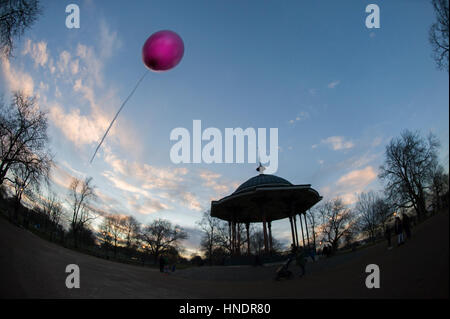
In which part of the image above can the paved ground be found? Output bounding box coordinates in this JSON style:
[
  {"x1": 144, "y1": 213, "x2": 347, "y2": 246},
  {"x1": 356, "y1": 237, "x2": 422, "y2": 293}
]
[{"x1": 0, "y1": 210, "x2": 448, "y2": 298}]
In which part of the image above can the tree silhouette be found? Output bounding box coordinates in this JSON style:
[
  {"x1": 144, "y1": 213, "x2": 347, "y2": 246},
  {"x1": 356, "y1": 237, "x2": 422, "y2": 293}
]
[
  {"x1": 379, "y1": 130, "x2": 439, "y2": 221},
  {"x1": 0, "y1": 0, "x2": 42, "y2": 58},
  {"x1": 429, "y1": 0, "x2": 449, "y2": 71},
  {"x1": 0, "y1": 92, "x2": 52, "y2": 188}
]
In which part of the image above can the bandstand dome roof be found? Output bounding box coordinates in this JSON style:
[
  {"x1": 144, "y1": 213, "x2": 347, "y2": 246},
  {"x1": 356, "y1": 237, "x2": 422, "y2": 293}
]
[
  {"x1": 234, "y1": 174, "x2": 292, "y2": 194},
  {"x1": 211, "y1": 174, "x2": 322, "y2": 223}
]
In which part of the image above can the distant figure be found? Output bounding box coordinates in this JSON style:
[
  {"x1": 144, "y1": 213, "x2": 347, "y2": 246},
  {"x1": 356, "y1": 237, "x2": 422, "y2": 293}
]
[
  {"x1": 402, "y1": 213, "x2": 412, "y2": 239},
  {"x1": 163, "y1": 256, "x2": 170, "y2": 274},
  {"x1": 394, "y1": 217, "x2": 404, "y2": 246},
  {"x1": 385, "y1": 225, "x2": 392, "y2": 250},
  {"x1": 322, "y1": 245, "x2": 328, "y2": 258},
  {"x1": 159, "y1": 255, "x2": 166, "y2": 273},
  {"x1": 327, "y1": 245, "x2": 333, "y2": 257}
]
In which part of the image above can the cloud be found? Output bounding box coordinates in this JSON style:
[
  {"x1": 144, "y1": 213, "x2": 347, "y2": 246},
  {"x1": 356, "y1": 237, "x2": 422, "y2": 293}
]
[
  {"x1": 103, "y1": 151, "x2": 188, "y2": 191},
  {"x1": 48, "y1": 102, "x2": 109, "y2": 147},
  {"x1": 327, "y1": 80, "x2": 340, "y2": 89},
  {"x1": 336, "y1": 166, "x2": 377, "y2": 189},
  {"x1": 198, "y1": 170, "x2": 230, "y2": 198},
  {"x1": 371, "y1": 136, "x2": 383, "y2": 147},
  {"x1": 102, "y1": 171, "x2": 150, "y2": 197},
  {"x1": 289, "y1": 111, "x2": 310, "y2": 125},
  {"x1": 127, "y1": 195, "x2": 169, "y2": 215},
  {"x1": 57, "y1": 51, "x2": 71, "y2": 74},
  {"x1": 180, "y1": 191, "x2": 203, "y2": 211},
  {"x1": 22, "y1": 39, "x2": 49, "y2": 67},
  {"x1": 321, "y1": 136, "x2": 354, "y2": 151},
  {"x1": 99, "y1": 19, "x2": 122, "y2": 59},
  {"x1": 333, "y1": 166, "x2": 378, "y2": 204},
  {"x1": 1, "y1": 57, "x2": 34, "y2": 96},
  {"x1": 102, "y1": 151, "x2": 206, "y2": 212},
  {"x1": 50, "y1": 162, "x2": 78, "y2": 190},
  {"x1": 179, "y1": 226, "x2": 205, "y2": 257}
]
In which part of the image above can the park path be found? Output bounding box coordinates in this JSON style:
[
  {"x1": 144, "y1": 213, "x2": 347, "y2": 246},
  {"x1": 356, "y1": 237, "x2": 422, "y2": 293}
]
[{"x1": 0, "y1": 210, "x2": 448, "y2": 298}]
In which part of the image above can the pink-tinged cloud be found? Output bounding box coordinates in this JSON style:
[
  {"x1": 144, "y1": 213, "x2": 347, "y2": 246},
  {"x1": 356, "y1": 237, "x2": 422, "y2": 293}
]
[
  {"x1": 1, "y1": 58, "x2": 34, "y2": 96},
  {"x1": 321, "y1": 136, "x2": 355, "y2": 151},
  {"x1": 336, "y1": 166, "x2": 377, "y2": 188},
  {"x1": 334, "y1": 166, "x2": 378, "y2": 204},
  {"x1": 22, "y1": 39, "x2": 49, "y2": 68}
]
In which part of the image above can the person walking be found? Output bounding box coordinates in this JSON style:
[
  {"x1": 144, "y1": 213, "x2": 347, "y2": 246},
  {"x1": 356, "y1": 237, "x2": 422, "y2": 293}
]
[
  {"x1": 159, "y1": 255, "x2": 166, "y2": 273},
  {"x1": 394, "y1": 216, "x2": 404, "y2": 246},
  {"x1": 163, "y1": 255, "x2": 170, "y2": 274},
  {"x1": 402, "y1": 213, "x2": 412, "y2": 240},
  {"x1": 385, "y1": 225, "x2": 393, "y2": 250}
]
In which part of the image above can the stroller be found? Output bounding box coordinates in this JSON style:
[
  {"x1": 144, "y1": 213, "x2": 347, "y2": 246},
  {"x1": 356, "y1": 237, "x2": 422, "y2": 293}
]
[{"x1": 275, "y1": 256, "x2": 294, "y2": 281}]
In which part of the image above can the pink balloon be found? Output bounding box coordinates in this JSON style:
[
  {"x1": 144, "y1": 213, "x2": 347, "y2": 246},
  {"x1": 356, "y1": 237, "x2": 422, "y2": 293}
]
[{"x1": 142, "y1": 30, "x2": 184, "y2": 72}]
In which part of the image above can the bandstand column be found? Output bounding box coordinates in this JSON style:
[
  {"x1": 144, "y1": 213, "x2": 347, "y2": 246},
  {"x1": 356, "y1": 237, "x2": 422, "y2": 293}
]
[
  {"x1": 233, "y1": 222, "x2": 237, "y2": 255},
  {"x1": 231, "y1": 221, "x2": 235, "y2": 255},
  {"x1": 293, "y1": 215, "x2": 299, "y2": 247},
  {"x1": 289, "y1": 216, "x2": 296, "y2": 248},
  {"x1": 304, "y1": 213, "x2": 311, "y2": 249},
  {"x1": 299, "y1": 213, "x2": 306, "y2": 248},
  {"x1": 237, "y1": 222, "x2": 241, "y2": 255},
  {"x1": 246, "y1": 222, "x2": 250, "y2": 255},
  {"x1": 268, "y1": 221, "x2": 273, "y2": 253},
  {"x1": 262, "y1": 216, "x2": 269, "y2": 254},
  {"x1": 228, "y1": 221, "x2": 232, "y2": 253}
]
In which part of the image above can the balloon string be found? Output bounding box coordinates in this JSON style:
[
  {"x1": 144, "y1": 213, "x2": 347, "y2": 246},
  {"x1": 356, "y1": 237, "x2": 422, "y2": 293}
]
[{"x1": 90, "y1": 70, "x2": 149, "y2": 164}]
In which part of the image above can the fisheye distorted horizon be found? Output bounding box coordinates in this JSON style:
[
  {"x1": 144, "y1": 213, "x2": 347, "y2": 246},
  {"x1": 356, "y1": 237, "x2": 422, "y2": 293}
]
[{"x1": 0, "y1": 0, "x2": 448, "y2": 255}]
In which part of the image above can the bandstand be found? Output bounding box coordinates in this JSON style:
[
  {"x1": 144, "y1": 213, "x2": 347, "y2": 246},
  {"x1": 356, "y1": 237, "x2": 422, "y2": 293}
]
[{"x1": 210, "y1": 167, "x2": 322, "y2": 256}]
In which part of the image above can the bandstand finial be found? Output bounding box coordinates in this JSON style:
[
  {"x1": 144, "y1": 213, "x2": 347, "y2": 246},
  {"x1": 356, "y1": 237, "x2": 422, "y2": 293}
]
[{"x1": 256, "y1": 162, "x2": 266, "y2": 174}]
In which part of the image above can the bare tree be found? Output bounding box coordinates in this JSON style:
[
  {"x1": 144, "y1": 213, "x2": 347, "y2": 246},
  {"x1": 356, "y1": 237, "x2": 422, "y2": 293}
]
[
  {"x1": 212, "y1": 220, "x2": 249, "y2": 255},
  {"x1": 0, "y1": 0, "x2": 41, "y2": 58},
  {"x1": 318, "y1": 198, "x2": 356, "y2": 252},
  {"x1": 429, "y1": 0, "x2": 449, "y2": 71},
  {"x1": 306, "y1": 209, "x2": 319, "y2": 250},
  {"x1": 250, "y1": 226, "x2": 282, "y2": 255},
  {"x1": 197, "y1": 211, "x2": 221, "y2": 264},
  {"x1": 355, "y1": 191, "x2": 385, "y2": 242},
  {"x1": 99, "y1": 214, "x2": 124, "y2": 257},
  {"x1": 41, "y1": 190, "x2": 63, "y2": 240},
  {"x1": 140, "y1": 219, "x2": 188, "y2": 264},
  {"x1": 99, "y1": 216, "x2": 113, "y2": 248},
  {"x1": 0, "y1": 92, "x2": 52, "y2": 186},
  {"x1": 373, "y1": 196, "x2": 393, "y2": 232},
  {"x1": 68, "y1": 177, "x2": 96, "y2": 247},
  {"x1": 215, "y1": 221, "x2": 233, "y2": 255},
  {"x1": 121, "y1": 215, "x2": 140, "y2": 250},
  {"x1": 11, "y1": 152, "x2": 50, "y2": 203},
  {"x1": 430, "y1": 164, "x2": 449, "y2": 211},
  {"x1": 379, "y1": 130, "x2": 439, "y2": 221}
]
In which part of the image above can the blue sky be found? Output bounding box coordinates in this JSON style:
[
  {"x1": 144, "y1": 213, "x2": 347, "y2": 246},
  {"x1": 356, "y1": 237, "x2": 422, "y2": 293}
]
[{"x1": 1, "y1": 0, "x2": 448, "y2": 254}]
